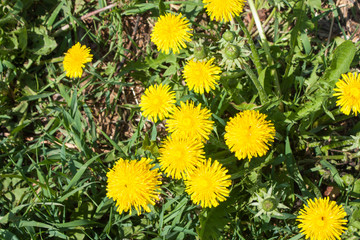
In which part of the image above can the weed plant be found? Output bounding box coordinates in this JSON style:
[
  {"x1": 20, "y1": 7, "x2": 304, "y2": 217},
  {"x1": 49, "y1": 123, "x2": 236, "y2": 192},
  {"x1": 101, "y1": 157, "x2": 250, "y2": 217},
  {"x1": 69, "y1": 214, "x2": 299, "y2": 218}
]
[{"x1": 1, "y1": 0, "x2": 360, "y2": 239}]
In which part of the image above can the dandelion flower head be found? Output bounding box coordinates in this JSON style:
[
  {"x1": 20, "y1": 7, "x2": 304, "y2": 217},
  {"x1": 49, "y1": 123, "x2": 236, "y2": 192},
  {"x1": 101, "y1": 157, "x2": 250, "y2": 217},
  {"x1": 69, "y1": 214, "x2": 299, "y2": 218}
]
[
  {"x1": 297, "y1": 197, "x2": 347, "y2": 240},
  {"x1": 185, "y1": 159, "x2": 231, "y2": 208},
  {"x1": 151, "y1": 13, "x2": 192, "y2": 54},
  {"x1": 139, "y1": 84, "x2": 176, "y2": 122},
  {"x1": 203, "y1": 0, "x2": 246, "y2": 22},
  {"x1": 333, "y1": 72, "x2": 360, "y2": 116},
  {"x1": 166, "y1": 100, "x2": 214, "y2": 142},
  {"x1": 224, "y1": 110, "x2": 275, "y2": 160},
  {"x1": 183, "y1": 58, "x2": 222, "y2": 94},
  {"x1": 63, "y1": 42, "x2": 93, "y2": 79},
  {"x1": 106, "y1": 158, "x2": 161, "y2": 215},
  {"x1": 159, "y1": 135, "x2": 205, "y2": 180}
]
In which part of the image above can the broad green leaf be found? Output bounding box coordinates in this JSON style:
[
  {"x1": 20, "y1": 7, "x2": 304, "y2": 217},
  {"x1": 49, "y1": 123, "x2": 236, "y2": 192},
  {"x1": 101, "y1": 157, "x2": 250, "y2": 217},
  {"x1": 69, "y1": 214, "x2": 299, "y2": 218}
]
[
  {"x1": 307, "y1": 0, "x2": 321, "y2": 9},
  {"x1": 321, "y1": 40, "x2": 356, "y2": 85},
  {"x1": 0, "y1": 229, "x2": 19, "y2": 240},
  {"x1": 353, "y1": 179, "x2": 360, "y2": 195},
  {"x1": 28, "y1": 26, "x2": 57, "y2": 55},
  {"x1": 198, "y1": 202, "x2": 229, "y2": 240},
  {"x1": 285, "y1": 136, "x2": 309, "y2": 196}
]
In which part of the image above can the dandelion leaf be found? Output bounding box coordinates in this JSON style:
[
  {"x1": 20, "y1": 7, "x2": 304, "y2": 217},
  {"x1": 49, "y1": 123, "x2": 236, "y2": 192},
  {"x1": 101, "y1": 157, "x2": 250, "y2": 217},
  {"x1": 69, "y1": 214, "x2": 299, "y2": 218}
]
[
  {"x1": 294, "y1": 40, "x2": 356, "y2": 122},
  {"x1": 197, "y1": 201, "x2": 230, "y2": 240},
  {"x1": 321, "y1": 40, "x2": 356, "y2": 86}
]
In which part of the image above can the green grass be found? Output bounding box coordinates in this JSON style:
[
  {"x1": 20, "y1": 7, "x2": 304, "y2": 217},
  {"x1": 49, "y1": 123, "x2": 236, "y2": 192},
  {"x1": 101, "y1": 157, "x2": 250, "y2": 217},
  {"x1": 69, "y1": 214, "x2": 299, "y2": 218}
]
[{"x1": 1, "y1": 0, "x2": 360, "y2": 239}]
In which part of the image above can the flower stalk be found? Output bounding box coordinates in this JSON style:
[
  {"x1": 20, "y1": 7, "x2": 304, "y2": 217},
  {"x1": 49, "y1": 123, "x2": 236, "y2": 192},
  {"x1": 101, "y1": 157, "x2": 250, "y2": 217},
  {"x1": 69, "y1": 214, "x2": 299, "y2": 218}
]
[
  {"x1": 235, "y1": 16, "x2": 263, "y2": 75},
  {"x1": 240, "y1": 62, "x2": 268, "y2": 104},
  {"x1": 246, "y1": 0, "x2": 281, "y2": 96}
]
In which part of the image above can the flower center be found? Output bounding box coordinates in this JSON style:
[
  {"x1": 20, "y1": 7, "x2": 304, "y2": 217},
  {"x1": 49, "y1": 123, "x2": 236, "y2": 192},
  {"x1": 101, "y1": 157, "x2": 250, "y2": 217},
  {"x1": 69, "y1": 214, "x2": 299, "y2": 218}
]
[
  {"x1": 261, "y1": 198, "x2": 277, "y2": 212},
  {"x1": 198, "y1": 66, "x2": 208, "y2": 79},
  {"x1": 198, "y1": 176, "x2": 211, "y2": 189},
  {"x1": 183, "y1": 118, "x2": 192, "y2": 128},
  {"x1": 152, "y1": 97, "x2": 161, "y2": 107},
  {"x1": 351, "y1": 87, "x2": 360, "y2": 98},
  {"x1": 123, "y1": 180, "x2": 135, "y2": 190},
  {"x1": 173, "y1": 149, "x2": 185, "y2": 166},
  {"x1": 245, "y1": 125, "x2": 252, "y2": 137},
  {"x1": 315, "y1": 216, "x2": 326, "y2": 227}
]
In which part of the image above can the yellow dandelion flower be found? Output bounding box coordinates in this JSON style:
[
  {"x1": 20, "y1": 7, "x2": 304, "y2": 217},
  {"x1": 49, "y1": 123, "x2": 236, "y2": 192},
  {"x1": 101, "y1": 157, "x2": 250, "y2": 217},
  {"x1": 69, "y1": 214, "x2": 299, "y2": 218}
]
[
  {"x1": 159, "y1": 136, "x2": 205, "y2": 180},
  {"x1": 139, "y1": 84, "x2": 176, "y2": 122},
  {"x1": 183, "y1": 58, "x2": 222, "y2": 94},
  {"x1": 224, "y1": 110, "x2": 275, "y2": 160},
  {"x1": 333, "y1": 72, "x2": 360, "y2": 116},
  {"x1": 297, "y1": 197, "x2": 347, "y2": 240},
  {"x1": 151, "y1": 13, "x2": 192, "y2": 54},
  {"x1": 63, "y1": 42, "x2": 93, "y2": 79},
  {"x1": 203, "y1": 0, "x2": 246, "y2": 22},
  {"x1": 185, "y1": 159, "x2": 231, "y2": 208},
  {"x1": 166, "y1": 101, "x2": 214, "y2": 141},
  {"x1": 106, "y1": 158, "x2": 161, "y2": 215}
]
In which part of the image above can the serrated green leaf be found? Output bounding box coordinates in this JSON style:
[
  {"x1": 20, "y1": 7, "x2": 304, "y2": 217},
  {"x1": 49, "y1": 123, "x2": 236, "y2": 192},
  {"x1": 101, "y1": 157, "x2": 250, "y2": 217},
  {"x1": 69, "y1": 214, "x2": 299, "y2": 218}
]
[{"x1": 198, "y1": 201, "x2": 230, "y2": 240}]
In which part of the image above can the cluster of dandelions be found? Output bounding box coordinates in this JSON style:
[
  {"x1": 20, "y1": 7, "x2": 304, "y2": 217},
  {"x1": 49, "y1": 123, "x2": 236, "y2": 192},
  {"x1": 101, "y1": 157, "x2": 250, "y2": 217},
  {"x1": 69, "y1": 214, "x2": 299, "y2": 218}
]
[
  {"x1": 59, "y1": 1, "x2": 354, "y2": 239},
  {"x1": 137, "y1": 3, "x2": 352, "y2": 238}
]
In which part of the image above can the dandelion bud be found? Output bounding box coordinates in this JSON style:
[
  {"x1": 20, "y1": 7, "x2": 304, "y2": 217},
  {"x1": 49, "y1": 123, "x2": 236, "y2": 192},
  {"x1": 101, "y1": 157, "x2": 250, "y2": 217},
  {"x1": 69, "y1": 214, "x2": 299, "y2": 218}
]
[
  {"x1": 223, "y1": 31, "x2": 235, "y2": 42},
  {"x1": 261, "y1": 198, "x2": 278, "y2": 212},
  {"x1": 224, "y1": 44, "x2": 240, "y2": 60}
]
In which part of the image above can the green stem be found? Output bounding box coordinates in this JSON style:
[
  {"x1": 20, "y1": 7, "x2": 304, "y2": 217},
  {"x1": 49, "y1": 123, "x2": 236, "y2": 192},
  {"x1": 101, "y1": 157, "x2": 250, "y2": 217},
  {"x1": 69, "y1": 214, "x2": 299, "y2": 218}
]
[
  {"x1": 38, "y1": 57, "x2": 64, "y2": 65},
  {"x1": 283, "y1": 0, "x2": 305, "y2": 81},
  {"x1": 246, "y1": 0, "x2": 281, "y2": 97},
  {"x1": 251, "y1": 8, "x2": 276, "y2": 38},
  {"x1": 240, "y1": 63, "x2": 268, "y2": 105},
  {"x1": 235, "y1": 16, "x2": 263, "y2": 75}
]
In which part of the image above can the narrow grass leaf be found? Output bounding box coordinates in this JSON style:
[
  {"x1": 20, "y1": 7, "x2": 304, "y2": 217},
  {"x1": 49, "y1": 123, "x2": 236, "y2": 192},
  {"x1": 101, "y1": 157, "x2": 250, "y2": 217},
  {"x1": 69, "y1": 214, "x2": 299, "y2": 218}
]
[
  {"x1": 285, "y1": 136, "x2": 309, "y2": 196},
  {"x1": 18, "y1": 92, "x2": 54, "y2": 101},
  {"x1": 53, "y1": 219, "x2": 99, "y2": 228},
  {"x1": 63, "y1": 153, "x2": 103, "y2": 193},
  {"x1": 19, "y1": 220, "x2": 55, "y2": 229},
  {"x1": 59, "y1": 182, "x2": 97, "y2": 202},
  {"x1": 100, "y1": 129, "x2": 127, "y2": 155},
  {"x1": 46, "y1": 1, "x2": 64, "y2": 27},
  {"x1": 320, "y1": 160, "x2": 344, "y2": 188},
  {"x1": 288, "y1": 233, "x2": 303, "y2": 240}
]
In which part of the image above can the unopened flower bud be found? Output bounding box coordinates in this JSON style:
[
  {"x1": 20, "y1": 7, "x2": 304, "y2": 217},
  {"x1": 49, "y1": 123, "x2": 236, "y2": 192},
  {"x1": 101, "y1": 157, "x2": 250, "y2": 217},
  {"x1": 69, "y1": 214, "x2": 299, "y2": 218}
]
[
  {"x1": 223, "y1": 31, "x2": 235, "y2": 42},
  {"x1": 261, "y1": 198, "x2": 278, "y2": 212},
  {"x1": 224, "y1": 44, "x2": 240, "y2": 60}
]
